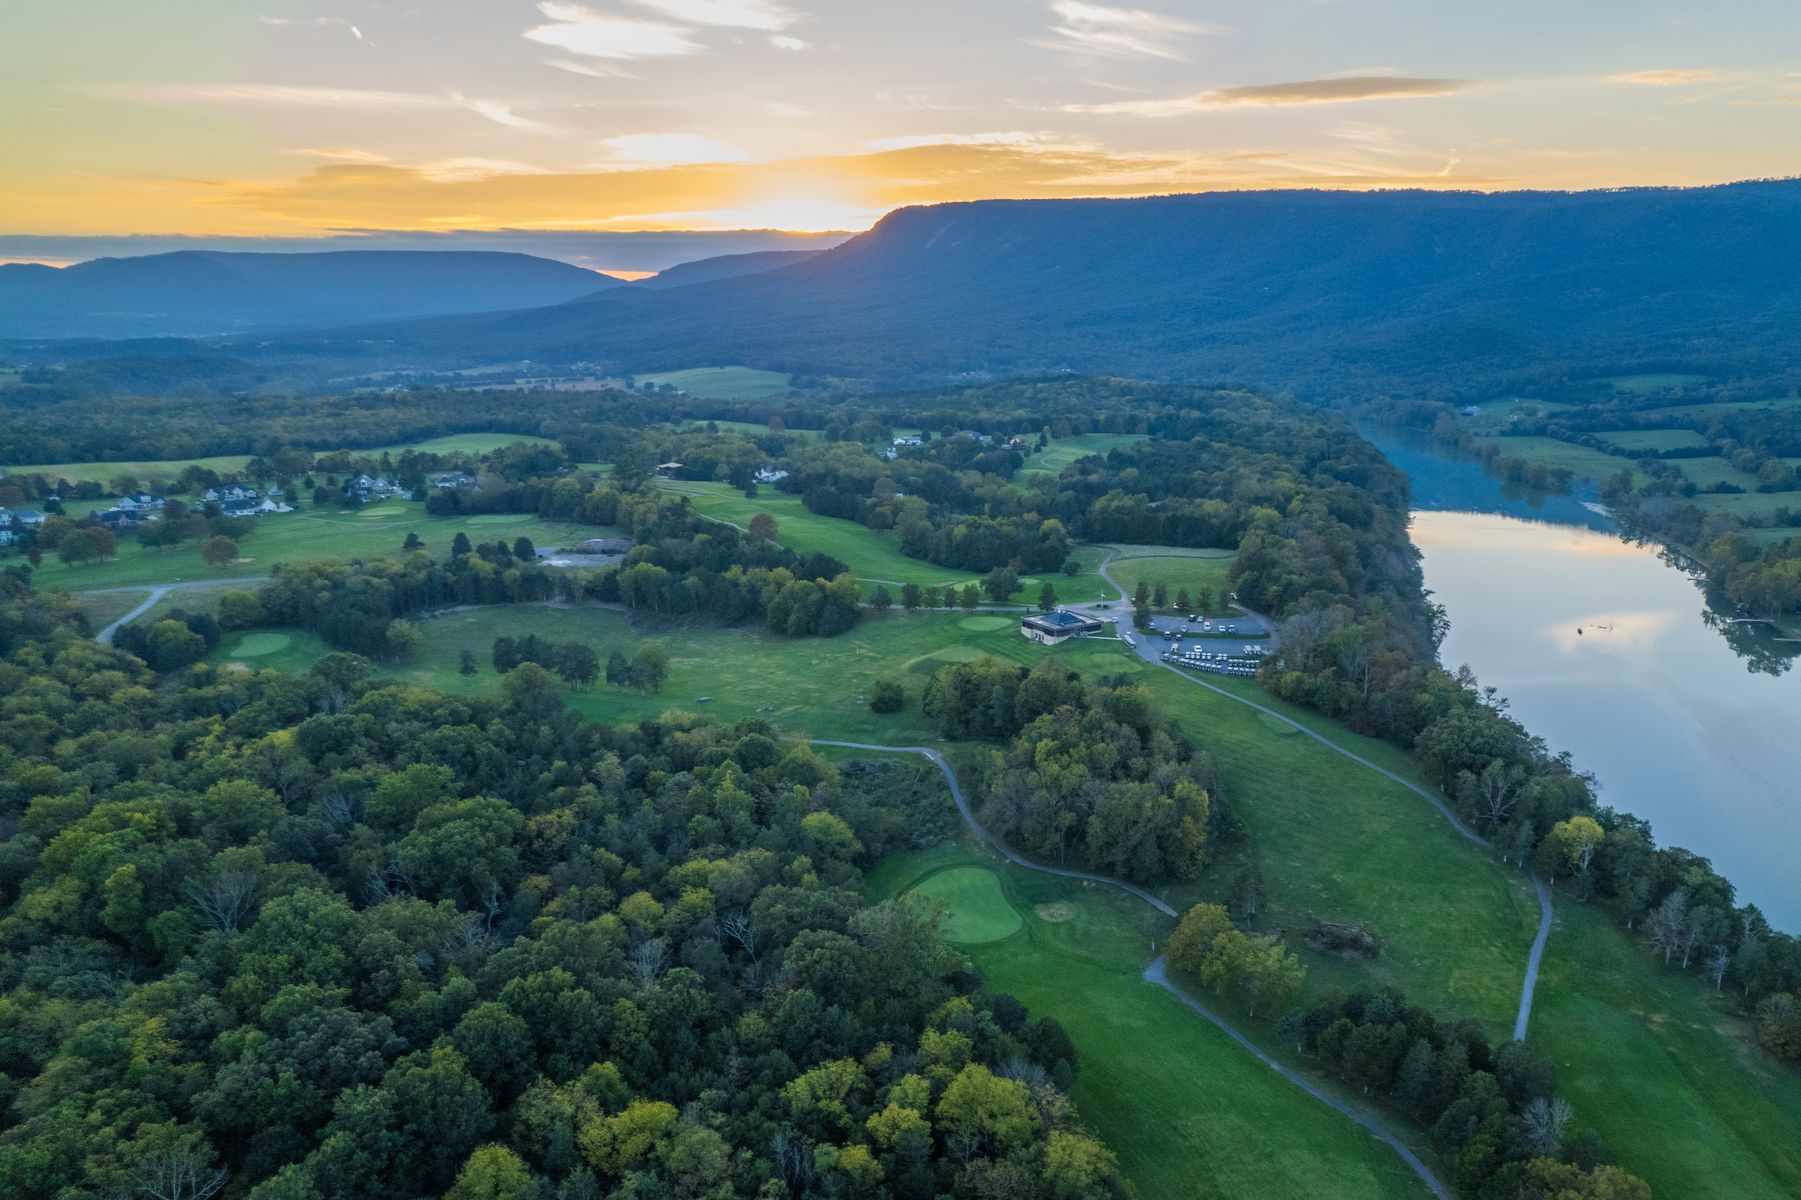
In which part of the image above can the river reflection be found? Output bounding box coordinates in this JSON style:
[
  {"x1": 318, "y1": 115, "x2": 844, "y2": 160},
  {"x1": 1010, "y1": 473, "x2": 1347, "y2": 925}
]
[
  {"x1": 1410, "y1": 510, "x2": 1800, "y2": 928},
  {"x1": 1355, "y1": 422, "x2": 1799, "y2": 925}
]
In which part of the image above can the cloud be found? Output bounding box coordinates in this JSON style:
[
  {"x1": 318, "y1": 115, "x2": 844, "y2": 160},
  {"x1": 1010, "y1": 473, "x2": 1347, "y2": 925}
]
[
  {"x1": 260, "y1": 15, "x2": 366, "y2": 42},
  {"x1": 107, "y1": 82, "x2": 549, "y2": 129},
  {"x1": 769, "y1": 34, "x2": 808, "y2": 50},
  {"x1": 622, "y1": 0, "x2": 800, "y2": 30},
  {"x1": 1039, "y1": 0, "x2": 1213, "y2": 61},
  {"x1": 203, "y1": 141, "x2": 1500, "y2": 239},
  {"x1": 1606, "y1": 68, "x2": 1718, "y2": 86},
  {"x1": 287, "y1": 147, "x2": 390, "y2": 163},
  {"x1": 523, "y1": 2, "x2": 699, "y2": 60},
  {"x1": 866, "y1": 131, "x2": 1053, "y2": 151},
  {"x1": 1068, "y1": 75, "x2": 1472, "y2": 116},
  {"x1": 600, "y1": 132, "x2": 754, "y2": 164}
]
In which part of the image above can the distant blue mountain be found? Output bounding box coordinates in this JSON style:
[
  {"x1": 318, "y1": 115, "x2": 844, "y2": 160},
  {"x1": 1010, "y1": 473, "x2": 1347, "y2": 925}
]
[{"x1": 0, "y1": 250, "x2": 618, "y2": 339}]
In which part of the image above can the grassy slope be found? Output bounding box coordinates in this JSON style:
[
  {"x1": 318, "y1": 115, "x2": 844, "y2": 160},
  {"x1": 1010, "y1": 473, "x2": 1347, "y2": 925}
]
[
  {"x1": 1105, "y1": 552, "x2": 1236, "y2": 615},
  {"x1": 1592, "y1": 429, "x2": 1710, "y2": 453},
  {"x1": 1015, "y1": 433, "x2": 1148, "y2": 478},
  {"x1": 906, "y1": 866, "x2": 1022, "y2": 943},
  {"x1": 2, "y1": 433, "x2": 554, "y2": 489},
  {"x1": 30, "y1": 502, "x2": 607, "y2": 593},
  {"x1": 633, "y1": 366, "x2": 791, "y2": 399},
  {"x1": 657, "y1": 479, "x2": 1113, "y2": 602},
  {"x1": 872, "y1": 842, "x2": 1433, "y2": 1200}
]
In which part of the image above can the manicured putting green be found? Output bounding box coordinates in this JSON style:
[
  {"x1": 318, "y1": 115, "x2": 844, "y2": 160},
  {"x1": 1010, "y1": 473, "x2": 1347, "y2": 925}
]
[
  {"x1": 357, "y1": 509, "x2": 405, "y2": 518},
  {"x1": 226, "y1": 632, "x2": 293, "y2": 658},
  {"x1": 466, "y1": 513, "x2": 535, "y2": 526},
  {"x1": 907, "y1": 868, "x2": 1022, "y2": 943},
  {"x1": 958, "y1": 615, "x2": 1015, "y2": 632}
]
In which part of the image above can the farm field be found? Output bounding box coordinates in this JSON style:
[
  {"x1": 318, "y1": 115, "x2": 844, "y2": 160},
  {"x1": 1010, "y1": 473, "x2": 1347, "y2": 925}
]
[
  {"x1": 29, "y1": 502, "x2": 608, "y2": 592},
  {"x1": 3, "y1": 453, "x2": 256, "y2": 487},
  {"x1": 1602, "y1": 372, "x2": 1710, "y2": 393},
  {"x1": 872, "y1": 842, "x2": 1434, "y2": 1200},
  {"x1": 657, "y1": 478, "x2": 1113, "y2": 601},
  {"x1": 1476, "y1": 436, "x2": 1645, "y2": 484},
  {"x1": 1104, "y1": 549, "x2": 1236, "y2": 614},
  {"x1": 1, "y1": 431, "x2": 555, "y2": 491},
  {"x1": 633, "y1": 365, "x2": 791, "y2": 399},
  {"x1": 1673, "y1": 455, "x2": 1770, "y2": 491},
  {"x1": 1015, "y1": 432, "x2": 1147, "y2": 478},
  {"x1": 1593, "y1": 429, "x2": 1711, "y2": 453},
  {"x1": 1641, "y1": 396, "x2": 1801, "y2": 421}
]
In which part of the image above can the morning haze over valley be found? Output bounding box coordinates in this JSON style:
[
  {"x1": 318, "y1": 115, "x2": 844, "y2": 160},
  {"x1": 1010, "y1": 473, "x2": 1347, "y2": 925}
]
[{"x1": 3, "y1": 4, "x2": 1800, "y2": 1200}]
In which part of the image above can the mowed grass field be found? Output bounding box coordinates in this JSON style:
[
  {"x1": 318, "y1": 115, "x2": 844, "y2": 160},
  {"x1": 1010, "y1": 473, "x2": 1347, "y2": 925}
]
[
  {"x1": 2, "y1": 432, "x2": 555, "y2": 491},
  {"x1": 31, "y1": 501, "x2": 610, "y2": 593},
  {"x1": 871, "y1": 841, "x2": 1435, "y2": 1200},
  {"x1": 1105, "y1": 548, "x2": 1237, "y2": 614},
  {"x1": 657, "y1": 479, "x2": 1114, "y2": 602},
  {"x1": 906, "y1": 867, "x2": 1022, "y2": 943},
  {"x1": 633, "y1": 366, "x2": 791, "y2": 400},
  {"x1": 1015, "y1": 433, "x2": 1148, "y2": 478}
]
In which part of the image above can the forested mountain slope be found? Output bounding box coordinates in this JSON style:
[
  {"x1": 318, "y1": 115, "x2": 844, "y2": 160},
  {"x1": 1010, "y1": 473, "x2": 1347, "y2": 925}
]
[
  {"x1": 313, "y1": 182, "x2": 1801, "y2": 398},
  {"x1": 0, "y1": 250, "x2": 618, "y2": 339}
]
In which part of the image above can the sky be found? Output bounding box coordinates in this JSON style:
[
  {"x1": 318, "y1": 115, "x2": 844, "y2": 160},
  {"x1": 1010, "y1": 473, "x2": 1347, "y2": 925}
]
[{"x1": 4, "y1": 0, "x2": 1800, "y2": 248}]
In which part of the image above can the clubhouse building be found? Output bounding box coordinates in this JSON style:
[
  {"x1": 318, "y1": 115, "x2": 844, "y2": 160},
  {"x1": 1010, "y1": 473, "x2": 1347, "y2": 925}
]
[{"x1": 1021, "y1": 609, "x2": 1107, "y2": 645}]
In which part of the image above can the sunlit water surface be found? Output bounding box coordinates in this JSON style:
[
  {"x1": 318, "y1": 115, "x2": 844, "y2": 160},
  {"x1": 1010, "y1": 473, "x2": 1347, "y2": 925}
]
[{"x1": 1361, "y1": 425, "x2": 1801, "y2": 927}]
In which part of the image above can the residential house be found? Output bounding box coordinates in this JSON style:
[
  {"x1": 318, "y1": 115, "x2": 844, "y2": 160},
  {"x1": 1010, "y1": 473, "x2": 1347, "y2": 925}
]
[
  {"x1": 754, "y1": 467, "x2": 790, "y2": 484},
  {"x1": 656, "y1": 462, "x2": 684, "y2": 478},
  {"x1": 434, "y1": 471, "x2": 478, "y2": 489}
]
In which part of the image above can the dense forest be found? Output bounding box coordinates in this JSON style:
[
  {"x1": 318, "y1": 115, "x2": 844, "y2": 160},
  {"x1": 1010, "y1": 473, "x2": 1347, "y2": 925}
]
[
  {"x1": 0, "y1": 569, "x2": 1118, "y2": 1199},
  {"x1": 923, "y1": 659, "x2": 1220, "y2": 884}
]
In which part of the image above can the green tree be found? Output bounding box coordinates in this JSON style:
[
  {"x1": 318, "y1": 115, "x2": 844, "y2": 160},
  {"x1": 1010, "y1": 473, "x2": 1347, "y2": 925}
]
[
  {"x1": 1166, "y1": 903, "x2": 1235, "y2": 975},
  {"x1": 512, "y1": 536, "x2": 536, "y2": 561},
  {"x1": 444, "y1": 1146, "x2": 531, "y2": 1200},
  {"x1": 959, "y1": 584, "x2": 981, "y2": 611},
  {"x1": 869, "y1": 584, "x2": 894, "y2": 613},
  {"x1": 452, "y1": 531, "x2": 473, "y2": 557},
  {"x1": 870, "y1": 677, "x2": 904, "y2": 714},
  {"x1": 384, "y1": 619, "x2": 422, "y2": 664},
  {"x1": 631, "y1": 643, "x2": 671, "y2": 693},
  {"x1": 982, "y1": 566, "x2": 1020, "y2": 602},
  {"x1": 1037, "y1": 583, "x2": 1058, "y2": 612},
  {"x1": 459, "y1": 648, "x2": 478, "y2": 676},
  {"x1": 1153, "y1": 581, "x2": 1168, "y2": 609},
  {"x1": 502, "y1": 662, "x2": 564, "y2": 721},
  {"x1": 403, "y1": 531, "x2": 424, "y2": 551},
  {"x1": 748, "y1": 512, "x2": 778, "y2": 543},
  {"x1": 936, "y1": 1064, "x2": 1040, "y2": 1155},
  {"x1": 202, "y1": 535, "x2": 240, "y2": 569},
  {"x1": 900, "y1": 582, "x2": 922, "y2": 610}
]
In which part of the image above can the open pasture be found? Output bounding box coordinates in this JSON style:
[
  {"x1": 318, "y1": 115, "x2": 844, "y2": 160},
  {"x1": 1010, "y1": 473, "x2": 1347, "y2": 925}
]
[{"x1": 634, "y1": 366, "x2": 792, "y2": 400}]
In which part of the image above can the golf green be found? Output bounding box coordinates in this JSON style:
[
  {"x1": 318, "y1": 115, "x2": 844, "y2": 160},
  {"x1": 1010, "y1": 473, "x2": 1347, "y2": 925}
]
[
  {"x1": 226, "y1": 632, "x2": 293, "y2": 658},
  {"x1": 958, "y1": 615, "x2": 1016, "y2": 632},
  {"x1": 907, "y1": 867, "x2": 1022, "y2": 943}
]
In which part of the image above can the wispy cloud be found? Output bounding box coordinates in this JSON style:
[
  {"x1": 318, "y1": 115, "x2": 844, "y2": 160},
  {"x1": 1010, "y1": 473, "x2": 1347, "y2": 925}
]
[
  {"x1": 260, "y1": 15, "x2": 366, "y2": 43},
  {"x1": 1068, "y1": 76, "x2": 1472, "y2": 116},
  {"x1": 524, "y1": 2, "x2": 699, "y2": 60},
  {"x1": 1606, "y1": 68, "x2": 1718, "y2": 86},
  {"x1": 600, "y1": 132, "x2": 753, "y2": 164},
  {"x1": 769, "y1": 34, "x2": 808, "y2": 51},
  {"x1": 104, "y1": 82, "x2": 550, "y2": 130},
  {"x1": 1038, "y1": 1, "x2": 1213, "y2": 61},
  {"x1": 867, "y1": 131, "x2": 1053, "y2": 151},
  {"x1": 622, "y1": 0, "x2": 801, "y2": 31}
]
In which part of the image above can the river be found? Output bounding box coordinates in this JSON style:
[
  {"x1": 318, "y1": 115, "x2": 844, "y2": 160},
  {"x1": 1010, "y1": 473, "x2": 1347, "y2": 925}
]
[{"x1": 1361, "y1": 425, "x2": 1801, "y2": 930}]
